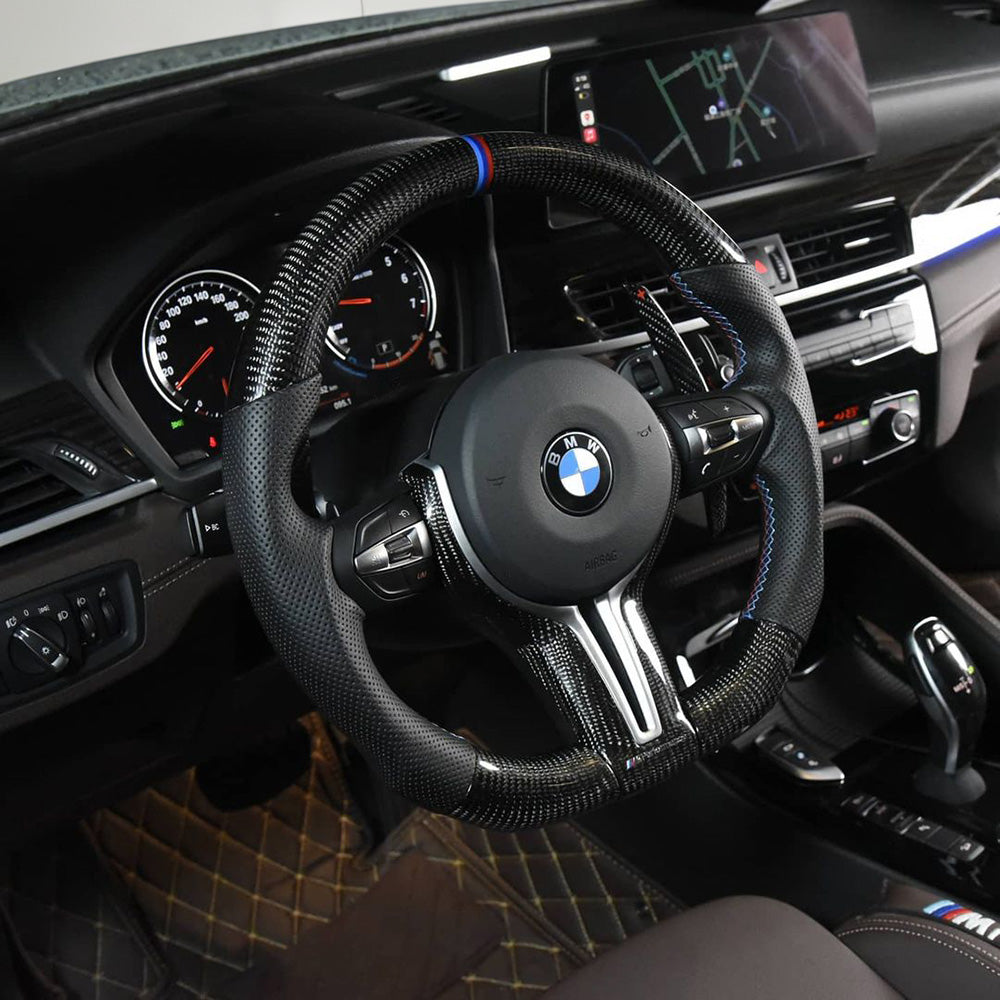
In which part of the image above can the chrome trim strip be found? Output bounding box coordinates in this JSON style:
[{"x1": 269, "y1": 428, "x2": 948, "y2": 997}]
[
  {"x1": 586, "y1": 259, "x2": 945, "y2": 355},
  {"x1": 414, "y1": 457, "x2": 669, "y2": 745},
  {"x1": 0, "y1": 478, "x2": 159, "y2": 552},
  {"x1": 849, "y1": 341, "x2": 912, "y2": 367}
]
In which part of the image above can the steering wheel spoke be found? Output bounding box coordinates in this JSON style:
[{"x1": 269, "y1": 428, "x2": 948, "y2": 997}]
[
  {"x1": 403, "y1": 460, "x2": 694, "y2": 759},
  {"x1": 655, "y1": 390, "x2": 770, "y2": 495}
]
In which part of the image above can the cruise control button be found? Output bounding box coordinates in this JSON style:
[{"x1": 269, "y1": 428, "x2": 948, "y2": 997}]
[
  {"x1": 355, "y1": 545, "x2": 390, "y2": 575},
  {"x1": 386, "y1": 496, "x2": 421, "y2": 534},
  {"x1": 356, "y1": 508, "x2": 392, "y2": 553}
]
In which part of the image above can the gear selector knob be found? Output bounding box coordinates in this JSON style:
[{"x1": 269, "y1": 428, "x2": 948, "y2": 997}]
[{"x1": 905, "y1": 617, "x2": 987, "y2": 805}]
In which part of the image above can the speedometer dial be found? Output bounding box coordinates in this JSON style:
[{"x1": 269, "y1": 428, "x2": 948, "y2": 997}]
[
  {"x1": 325, "y1": 239, "x2": 436, "y2": 373},
  {"x1": 143, "y1": 270, "x2": 259, "y2": 420}
]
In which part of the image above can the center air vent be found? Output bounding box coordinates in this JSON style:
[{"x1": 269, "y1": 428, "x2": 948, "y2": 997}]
[
  {"x1": 565, "y1": 205, "x2": 911, "y2": 340},
  {"x1": 565, "y1": 271, "x2": 697, "y2": 340},
  {"x1": 0, "y1": 453, "x2": 76, "y2": 534},
  {"x1": 376, "y1": 96, "x2": 463, "y2": 127},
  {"x1": 782, "y1": 205, "x2": 911, "y2": 287}
]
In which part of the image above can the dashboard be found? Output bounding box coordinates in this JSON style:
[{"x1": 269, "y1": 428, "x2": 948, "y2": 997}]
[
  {"x1": 1, "y1": 0, "x2": 1000, "y2": 826},
  {"x1": 107, "y1": 217, "x2": 459, "y2": 467}
]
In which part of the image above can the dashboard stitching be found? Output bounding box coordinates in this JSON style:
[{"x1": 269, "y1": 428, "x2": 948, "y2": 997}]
[
  {"x1": 144, "y1": 560, "x2": 208, "y2": 598},
  {"x1": 743, "y1": 474, "x2": 775, "y2": 620},
  {"x1": 668, "y1": 272, "x2": 747, "y2": 385},
  {"x1": 141, "y1": 556, "x2": 193, "y2": 589}
]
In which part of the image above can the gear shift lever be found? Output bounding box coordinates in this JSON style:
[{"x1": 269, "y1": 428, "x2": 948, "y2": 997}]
[{"x1": 904, "y1": 617, "x2": 987, "y2": 805}]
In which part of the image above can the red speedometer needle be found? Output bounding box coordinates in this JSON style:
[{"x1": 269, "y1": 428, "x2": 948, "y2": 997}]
[
  {"x1": 175, "y1": 345, "x2": 215, "y2": 390},
  {"x1": 338, "y1": 297, "x2": 373, "y2": 305}
]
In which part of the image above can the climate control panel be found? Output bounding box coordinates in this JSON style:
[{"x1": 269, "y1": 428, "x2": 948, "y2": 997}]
[
  {"x1": 0, "y1": 564, "x2": 142, "y2": 701},
  {"x1": 819, "y1": 390, "x2": 921, "y2": 472}
]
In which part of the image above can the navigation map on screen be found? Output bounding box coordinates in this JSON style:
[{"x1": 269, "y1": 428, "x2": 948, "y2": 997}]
[{"x1": 548, "y1": 12, "x2": 876, "y2": 204}]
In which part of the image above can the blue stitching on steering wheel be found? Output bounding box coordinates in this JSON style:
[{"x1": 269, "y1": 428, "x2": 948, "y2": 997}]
[
  {"x1": 669, "y1": 273, "x2": 747, "y2": 386},
  {"x1": 744, "y1": 475, "x2": 775, "y2": 619}
]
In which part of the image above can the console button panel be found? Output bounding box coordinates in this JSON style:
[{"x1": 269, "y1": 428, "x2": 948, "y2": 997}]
[
  {"x1": 0, "y1": 564, "x2": 142, "y2": 702},
  {"x1": 840, "y1": 790, "x2": 985, "y2": 864}
]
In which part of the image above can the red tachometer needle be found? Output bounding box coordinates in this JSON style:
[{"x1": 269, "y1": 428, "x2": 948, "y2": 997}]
[
  {"x1": 175, "y1": 345, "x2": 214, "y2": 390},
  {"x1": 338, "y1": 297, "x2": 373, "y2": 305}
]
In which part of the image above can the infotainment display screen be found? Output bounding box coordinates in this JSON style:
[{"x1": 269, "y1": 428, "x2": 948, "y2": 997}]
[{"x1": 545, "y1": 12, "x2": 876, "y2": 218}]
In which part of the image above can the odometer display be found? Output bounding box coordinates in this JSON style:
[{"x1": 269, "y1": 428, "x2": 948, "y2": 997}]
[
  {"x1": 325, "y1": 239, "x2": 436, "y2": 374},
  {"x1": 143, "y1": 270, "x2": 259, "y2": 420}
]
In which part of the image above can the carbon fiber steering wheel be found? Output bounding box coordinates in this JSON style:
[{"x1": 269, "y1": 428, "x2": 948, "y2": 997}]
[{"x1": 223, "y1": 132, "x2": 824, "y2": 830}]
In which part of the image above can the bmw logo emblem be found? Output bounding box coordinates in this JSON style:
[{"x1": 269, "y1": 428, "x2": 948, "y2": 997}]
[{"x1": 541, "y1": 431, "x2": 613, "y2": 515}]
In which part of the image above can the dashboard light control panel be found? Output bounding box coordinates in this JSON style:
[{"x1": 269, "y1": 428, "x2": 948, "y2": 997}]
[{"x1": 0, "y1": 564, "x2": 142, "y2": 702}]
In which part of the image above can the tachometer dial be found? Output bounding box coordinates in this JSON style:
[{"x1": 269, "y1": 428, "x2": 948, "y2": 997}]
[
  {"x1": 325, "y1": 239, "x2": 436, "y2": 373},
  {"x1": 143, "y1": 270, "x2": 259, "y2": 420}
]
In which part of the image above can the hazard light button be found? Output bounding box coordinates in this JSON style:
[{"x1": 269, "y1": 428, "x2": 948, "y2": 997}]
[{"x1": 739, "y1": 233, "x2": 798, "y2": 293}]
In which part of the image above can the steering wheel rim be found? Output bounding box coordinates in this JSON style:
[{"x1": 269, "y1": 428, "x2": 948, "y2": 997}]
[{"x1": 222, "y1": 132, "x2": 824, "y2": 830}]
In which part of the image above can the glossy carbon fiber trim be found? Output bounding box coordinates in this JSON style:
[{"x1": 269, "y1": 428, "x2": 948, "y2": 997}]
[
  {"x1": 408, "y1": 459, "x2": 674, "y2": 747},
  {"x1": 231, "y1": 133, "x2": 742, "y2": 404},
  {"x1": 224, "y1": 133, "x2": 822, "y2": 828},
  {"x1": 631, "y1": 286, "x2": 707, "y2": 394},
  {"x1": 403, "y1": 462, "x2": 700, "y2": 830}
]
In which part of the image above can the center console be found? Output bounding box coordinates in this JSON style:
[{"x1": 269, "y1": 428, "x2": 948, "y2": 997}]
[
  {"x1": 788, "y1": 276, "x2": 937, "y2": 483},
  {"x1": 651, "y1": 506, "x2": 1000, "y2": 912}
]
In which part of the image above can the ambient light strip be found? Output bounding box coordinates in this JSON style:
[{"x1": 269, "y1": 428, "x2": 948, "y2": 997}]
[{"x1": 439, "y1": 46, "x2": 551, "y2": 82}]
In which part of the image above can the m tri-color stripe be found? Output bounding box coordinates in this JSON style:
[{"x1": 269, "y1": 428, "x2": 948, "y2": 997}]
[
  {"x1": 924, "y1": 899, "x2": 1000, "y2": 941},
  {"x1": 462, "y1": 134, "x2": 495, "y2": 195}
]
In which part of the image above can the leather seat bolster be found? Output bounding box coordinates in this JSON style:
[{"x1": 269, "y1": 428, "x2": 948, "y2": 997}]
[
  {"x1": 838, "y1": 894, "x2": 1000, "y2": 999},
  {"x1": 546, "y1": 895, "x2": 901, "y2": 999}
]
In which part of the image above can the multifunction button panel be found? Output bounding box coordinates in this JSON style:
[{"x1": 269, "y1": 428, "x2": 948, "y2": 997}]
[
  {"x1": 659, "y1": 395, "x2": 768, "y2": 492},
  {"x1": 0, "y1": 564, "x2": 142, "y2": 702},
  {"x1": 353, "y1": 495, "x2": 435, "y2": 600}
]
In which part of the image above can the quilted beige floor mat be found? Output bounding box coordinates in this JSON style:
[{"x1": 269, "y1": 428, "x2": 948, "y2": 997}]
[{"x1": 81, "y1": 715, "x2": 678, "y2": 998}]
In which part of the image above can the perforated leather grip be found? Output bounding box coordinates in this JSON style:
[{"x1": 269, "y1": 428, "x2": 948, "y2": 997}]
[{"x1": 223, "y1": 132, "x2": 823, "y2": 828}]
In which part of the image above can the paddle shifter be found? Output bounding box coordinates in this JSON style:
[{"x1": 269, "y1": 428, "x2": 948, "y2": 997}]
[{"x1": 904, "y1": 617, "x2": 987, "y2": 805}]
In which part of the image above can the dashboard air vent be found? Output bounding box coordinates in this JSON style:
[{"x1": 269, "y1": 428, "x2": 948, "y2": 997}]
[
  {"x1": 376, "y1": 96, "x2": 463, "y2": 127},
  {"x1": 0, "y1": 453, "x2": 77, "y2": 534},
  {"x1": 565, "y1": 270, "x2": 697, "y2": 340},
  {"x1": 783, "y1": 205, "x2": 911, "y2": 287}
]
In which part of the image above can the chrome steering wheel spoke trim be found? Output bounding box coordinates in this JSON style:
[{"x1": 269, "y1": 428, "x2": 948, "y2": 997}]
[{"x1": 409, "y1": 458, "x2": 691, "y2": 748}]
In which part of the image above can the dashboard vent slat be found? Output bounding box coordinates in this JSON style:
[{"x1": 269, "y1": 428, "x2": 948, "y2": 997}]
[
  {"x1": 565, "y1": 205, "x2": 911, "y2": 340},
  {"x1": 783, "y1": 205, "x2": 911, "y2": 287},
  {"x1": 0, "y1": 455, "x2": 77, "y2": 534},
  {"x1": 376, "y1": 96, "x2": 463, "y2": 126},
  {"x1": 565, "y1": 272, "x2": 697, "y2": 340}
]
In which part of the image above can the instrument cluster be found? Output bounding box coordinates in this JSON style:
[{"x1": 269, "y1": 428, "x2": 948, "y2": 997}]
[{"x1": 111, "y1": 235, "x2": 451, "y2": 466}]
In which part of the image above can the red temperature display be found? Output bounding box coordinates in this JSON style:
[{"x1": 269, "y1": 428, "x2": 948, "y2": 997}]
[{"x1": 817, "y1": 404, "x2": 861, "y2": 430}]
